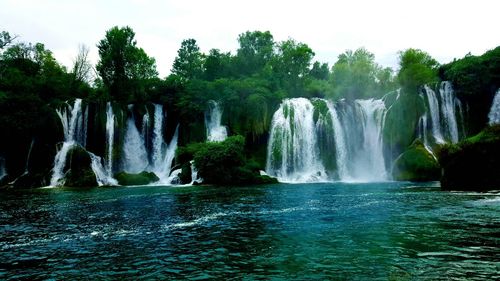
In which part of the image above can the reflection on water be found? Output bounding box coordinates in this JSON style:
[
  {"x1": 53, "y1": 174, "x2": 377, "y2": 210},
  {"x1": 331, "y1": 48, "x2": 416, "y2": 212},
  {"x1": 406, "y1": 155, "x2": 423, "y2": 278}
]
[{"x1": 0, "y1": 183, "x2": 499, "y2": 280}]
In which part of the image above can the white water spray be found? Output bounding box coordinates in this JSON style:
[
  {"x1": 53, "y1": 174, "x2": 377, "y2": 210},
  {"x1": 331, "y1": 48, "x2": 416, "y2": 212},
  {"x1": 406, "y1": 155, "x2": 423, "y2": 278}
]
[
  {"x1": 266, "y1": 98, "x2": 327, "y2": 183},
  {"x1": 122, "y1": 108, "x2": 149, "y2": 174},
  {"x1": 205, "y1": 100, "x2": 227, "y2": 142},
  {"x1": 266, "y1": 98, "x2": 389, "y2": 183},
  {"x1": 488, "y1": 89, "x2": 500, "y2": 125},
  {"x1": 50, "y1": 99, "x2": 84, "y2": 186},
  {"x1": 418, "y1": 82, "x2": 464, "y2": 148},
  {"x1": 105, "y1": 102, "x2": 115, "y2": 176},
  {"x1": 89, "y1": 152, "x2": 118, "y2": 186}
]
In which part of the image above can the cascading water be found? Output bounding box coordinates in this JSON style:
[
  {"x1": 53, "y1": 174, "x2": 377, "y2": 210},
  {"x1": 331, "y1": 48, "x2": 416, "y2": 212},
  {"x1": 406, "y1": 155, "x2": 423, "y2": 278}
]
[
  {"x1": 105, "y1": 102, "x2": 115, "y2": 176},
  {"x1": 439, "y1": 82, "x2": 460, "y2": 143},
  {"x1": 0, "y1": 157, "x2": 6, "y2": 180},
  {"x1": 155, "y1": 125, "x2": 179, "y2": 183},
  {"x1": 89, "y1": 152, "x2": 117, "y2": 186},
  {"x1": 351, "y1": 99, "x2": 388, "y2": 181},
  {"x1": 266, "y1": 97, "x2": 388, "y2": 183},
  {"x1": 122, "y1": 106, "x2": 149, "y2": 174},
  {"x1": 190, "y1": 160, "x2": 201, "y2": 185},
  {"x1": 488, "y1": 89, "x2": 500, "y2": 125},
  {"x1": 22, "y1": 139, "x2": 34, "y2": 176},
  {"x1": 335, "y1": 99, "x2": 388, "y2": 181},
  {"x1": 205, "y1": 100, "x2": 227, "y2": 142},
  {"x1": 422, "y1": 85, "x2": 445, "y2": 144},
  {"x1": 151, "y1": 104, "x2": 164, "y2": 170},
  {"x1": 50, "y1": 99, "x2": 84, "y2": 186},
  {"x1": 418, "y1": 82, "x2": 464, "y2": 148},
  {"x1": 326, "y1": 101, "x2": 348, "y2": 179},
  {"x1": 266, "y1": 98, "x2": 327, "y2": 183}
]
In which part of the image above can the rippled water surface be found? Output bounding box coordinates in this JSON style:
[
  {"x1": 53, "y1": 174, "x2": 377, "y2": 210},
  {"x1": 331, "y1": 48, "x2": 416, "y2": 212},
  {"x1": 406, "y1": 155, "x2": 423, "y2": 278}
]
[{"x1": 0, "y1": 182, "x2": 499, "y2": 280}]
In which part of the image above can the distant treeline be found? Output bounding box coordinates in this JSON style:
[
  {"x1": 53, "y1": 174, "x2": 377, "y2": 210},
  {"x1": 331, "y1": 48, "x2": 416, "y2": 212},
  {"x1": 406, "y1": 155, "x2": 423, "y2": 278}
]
[{"x1": 0, "y1": 27, "x2": 499, "y2": 159}]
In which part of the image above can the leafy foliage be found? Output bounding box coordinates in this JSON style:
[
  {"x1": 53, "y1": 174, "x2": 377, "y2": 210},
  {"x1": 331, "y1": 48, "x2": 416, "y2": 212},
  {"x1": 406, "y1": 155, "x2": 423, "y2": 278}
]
[
  {"x1": 192, "y1": 136, "x2": 276, "y2": 185},
  {"x1": 96, "y1": 26, "x2": 158, "y2": 102},
  {"x1": 172, "y1": 39, "x2": 204, "y2": 81},
  {"x1": 330, "y1": 48, "x2": 395, "y2": 99},
  {"x1": 397, "y1": 48, "x2": 439, "y2": 93},
  {"x1": 440, "y1": 47, "x2": 500, "y2": 133}
]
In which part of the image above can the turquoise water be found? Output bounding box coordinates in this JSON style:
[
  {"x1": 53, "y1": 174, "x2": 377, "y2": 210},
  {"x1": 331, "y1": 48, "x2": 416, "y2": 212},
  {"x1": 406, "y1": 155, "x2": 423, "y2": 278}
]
[{"x1": 0, "y1": 182, "x2": 499, "y2": 280}]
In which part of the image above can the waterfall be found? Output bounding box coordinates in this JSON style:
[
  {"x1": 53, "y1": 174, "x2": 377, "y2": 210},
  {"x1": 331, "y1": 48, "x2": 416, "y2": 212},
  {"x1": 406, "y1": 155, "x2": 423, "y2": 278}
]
[
  {"x1": 144, "y1": 104, "x2": 180, "y2": 183},
  {"x1": 205, "y1": 100, "x2": 227, "y2": 142},
  {"x1": 122, "y1": 107, "x2": 149, "y2": 174},
  {"x1": 105, "y1": 102, "x2": 115, "y2": 176},
  {"x1": 265, "y1": 97, "x2": 388, "y2": 183},
  {"x1": 50, "y1": 141, "x2": 75, "y2": 186},
  {"x1": 265, "y1": 98, "x2": 327, "y2": 183},
  {"x1": 142, "y1": 110, "x2": 150, "y2": 151},
  {"x1": 488, "y1": 89, "x2": 500, "y2": 125},
  {"x1": 190, "y1": 160, "x2": 201, "y2": 185},
  {"x1": 353, "y1": 99, "x2": 388, "y2": 181},
  {"x1": 326, "y1": 101, "x2": 348, "y2": 179},
  {"x1": 0, "y1": 157, "x2": 6, "y2": 180},
  {"x1": 337, "y1": 99, "x2": 388, "y2": 181},
  {"x1": 419, "y1": 82, "x2": 464, "y2": 147},
  {"x1": 89, "y1": 152, "x2": 117, "y2": 186},
  {"x1": 151, "y1": 104, "x2": 164, "y2": 170},
  {"x1": 422, "y1": 85, "x2": 445, "y2": 144},
  {"x1": 156, "y1": 125, "x2": 179, "y2": 183},
  {"x1": 50, "y1": 99, "x2": 84, "y2": 186},
  {"x1": 22, "y1": 139, "x2": 34, "y2": 176},
  {"x1": 439, "y1": 81, "x2": 460, "y2": 143}
]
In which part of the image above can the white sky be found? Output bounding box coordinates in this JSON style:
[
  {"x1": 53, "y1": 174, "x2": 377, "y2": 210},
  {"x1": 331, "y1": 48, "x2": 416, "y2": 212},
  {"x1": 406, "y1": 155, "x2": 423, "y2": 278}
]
[{"x1": 1, "y1": 0, "x2": 499, "y2": 77}]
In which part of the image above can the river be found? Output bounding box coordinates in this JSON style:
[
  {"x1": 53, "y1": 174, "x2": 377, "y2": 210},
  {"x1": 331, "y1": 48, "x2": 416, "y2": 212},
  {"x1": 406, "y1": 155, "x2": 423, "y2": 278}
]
[{"x1": 0, "y1": 182, "x2": 499, "y2": 280}]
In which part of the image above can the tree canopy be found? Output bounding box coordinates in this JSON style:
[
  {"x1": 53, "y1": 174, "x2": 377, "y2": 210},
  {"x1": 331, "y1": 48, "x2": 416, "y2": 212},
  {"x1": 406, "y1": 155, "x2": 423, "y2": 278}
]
[
  {"x1": 397, "y1": 48, "x2": 439, "y2": 93},
  {"x1": 96, "y1": 26, "x2": 158, "y2": 102}
]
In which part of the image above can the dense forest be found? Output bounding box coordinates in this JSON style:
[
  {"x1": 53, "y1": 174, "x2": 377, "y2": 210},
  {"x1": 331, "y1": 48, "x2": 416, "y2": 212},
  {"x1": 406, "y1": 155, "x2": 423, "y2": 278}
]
[{"x1": 0, "y1": 26, "x2": 499, "y2": 189}]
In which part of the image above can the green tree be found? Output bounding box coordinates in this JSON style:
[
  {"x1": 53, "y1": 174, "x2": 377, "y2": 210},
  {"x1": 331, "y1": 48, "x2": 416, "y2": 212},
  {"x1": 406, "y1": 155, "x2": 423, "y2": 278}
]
[
  {"x1": 235, "y1": 31, "x2": 275, "y2": 76},
  {"x1": 397, "y1": 48, "x2": 439, "y2": 93},
  {"x1": 203, "y1": 48, "x2": 231, "y2": 81},
  {"x1": 330, "y1": 48, "x2": 388, "y2": 99},
  {"x1": 310, "y1": 61, "x2": 330, "y2": 80},
  {"x1": 171, "y1": 38, "x2": 204, "y2": 81},
  {"x1": 0, "y1": 31, "x2": 17, "y2": 50},
  {"x1": 96, "y1": 26, "x2": 158, "y2": 102},
  {"x1": 272, "y1": 39, "x2": 314, "y2": 96}
]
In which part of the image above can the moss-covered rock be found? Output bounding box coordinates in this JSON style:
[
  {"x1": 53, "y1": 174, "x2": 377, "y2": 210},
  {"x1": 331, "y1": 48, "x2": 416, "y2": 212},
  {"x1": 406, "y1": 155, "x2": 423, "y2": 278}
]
[
  {"x1": 392, "y1": 139, "x2": 440, "y2": 181},
  {"x1": 439, "y1": 125, "x2": 500, "y2": 191},
  {"x1": 64, "y1": 146, "x2": 97, "y2": 188},
  {"x1": 383, "y1": 90, "x2": 425, "y2": 163},
  {"x1": 114, "y1": 171, "x2": 159, "y2": 186}
]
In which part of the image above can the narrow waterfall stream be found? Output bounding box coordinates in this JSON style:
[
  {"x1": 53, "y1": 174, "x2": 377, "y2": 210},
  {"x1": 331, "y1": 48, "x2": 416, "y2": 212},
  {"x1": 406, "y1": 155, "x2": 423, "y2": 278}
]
[
  {"x1": 418, "y1": 81, "x2": 464, "y2": 149},
  {"x1": 488, "y1": 89, "x2": 500, "y2": 125},
  {"x1": 205, "y1": 100, "x2": 227, "y2": 142}
]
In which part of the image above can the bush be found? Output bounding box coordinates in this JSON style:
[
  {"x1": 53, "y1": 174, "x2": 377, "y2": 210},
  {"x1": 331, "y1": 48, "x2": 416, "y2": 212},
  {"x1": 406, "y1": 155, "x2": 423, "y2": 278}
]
[{"x1": 193, "y1": 135, "x2": 277, "y2": 185}]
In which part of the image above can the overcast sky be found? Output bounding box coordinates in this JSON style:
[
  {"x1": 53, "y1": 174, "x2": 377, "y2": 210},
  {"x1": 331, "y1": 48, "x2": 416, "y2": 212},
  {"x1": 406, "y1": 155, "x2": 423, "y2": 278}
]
[{"x1": 2, "y1": 0, "x2": 499, "y2": 77}]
